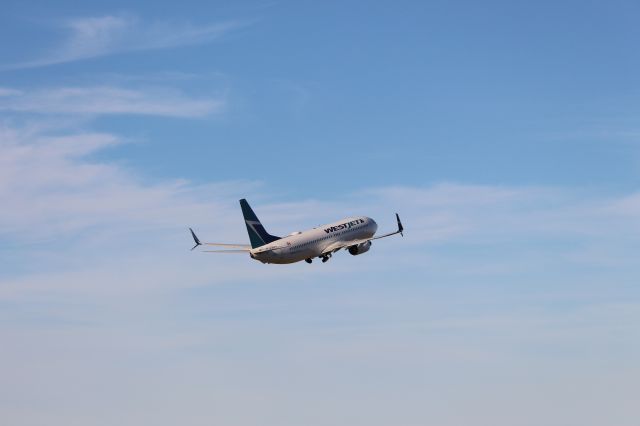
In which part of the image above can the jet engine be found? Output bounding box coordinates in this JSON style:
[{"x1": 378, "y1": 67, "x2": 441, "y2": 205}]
[{"x1": 348, "y1": 241, "x2": 371, "y2": 255}]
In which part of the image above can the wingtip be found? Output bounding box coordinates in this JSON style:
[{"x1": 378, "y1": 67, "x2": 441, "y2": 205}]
[
  {"x1": 395, "y1": 213, "x2": 404, "y2": 236},
  {"x1": 189, "y1": 227, "x2": 202, "y2": 250}
]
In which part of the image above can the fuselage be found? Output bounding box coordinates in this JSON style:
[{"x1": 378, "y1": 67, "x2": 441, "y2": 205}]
[{"x1": 250, "y1": 216, "x2": 378, "y2": 264}]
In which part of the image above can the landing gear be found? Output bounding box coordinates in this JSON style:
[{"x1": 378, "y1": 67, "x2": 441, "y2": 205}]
[
  {"x1": 305, "y1": 258, "x2": 312, "y2": 264},
  {"x1": 321, "y1": 253, "x2": 331, "y2": 263}
]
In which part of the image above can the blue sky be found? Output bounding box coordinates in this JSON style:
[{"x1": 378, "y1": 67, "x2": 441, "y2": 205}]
[{"x1": 1, "y1": 1, "x2": 639, "y2": 425}]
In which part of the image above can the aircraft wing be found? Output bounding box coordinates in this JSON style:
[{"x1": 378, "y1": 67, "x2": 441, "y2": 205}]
[
  {"x1": 189, "y1": 228, "x2": 251, "y2": 251},
  {"x1": 370, "y1": 213, "x2": 404, "y2": 240},
  {"x1": 320, "y1": 213, "x2": 404, "y2": 256},
  {"x1": 203, "y1": 249, "x2": 251, "y2": 253}
]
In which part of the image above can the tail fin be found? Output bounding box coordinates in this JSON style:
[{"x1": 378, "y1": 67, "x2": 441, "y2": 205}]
[{"x1": 240, "y1": 199, "x2": 281, "y2": 248}]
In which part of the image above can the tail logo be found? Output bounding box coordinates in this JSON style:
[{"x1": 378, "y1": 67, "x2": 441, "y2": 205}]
[{"x1": 246, "y1": 220, "x2": 267, "y2": 245}]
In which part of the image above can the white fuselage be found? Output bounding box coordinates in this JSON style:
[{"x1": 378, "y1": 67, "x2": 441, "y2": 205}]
[{"x1": 250, "y1": 216, "x2": 378, "y2": 264}]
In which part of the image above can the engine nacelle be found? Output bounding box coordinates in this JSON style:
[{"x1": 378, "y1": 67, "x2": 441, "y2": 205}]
[{"x1": 348, "y1": 241, "x2": 371, "y2": 256}]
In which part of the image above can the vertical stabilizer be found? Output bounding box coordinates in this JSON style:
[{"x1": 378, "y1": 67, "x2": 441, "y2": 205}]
[{"x1": 240, "y1": 199, "x2": 281, "y2": 248}]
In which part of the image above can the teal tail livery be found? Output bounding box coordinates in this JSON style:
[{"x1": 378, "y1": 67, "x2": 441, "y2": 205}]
[
  {"x1": 239, "y1": 199, "x2": 281, "y2": 248},
  {"x1": 188, "y1": 199, "x2": 404, "y2": 265}
]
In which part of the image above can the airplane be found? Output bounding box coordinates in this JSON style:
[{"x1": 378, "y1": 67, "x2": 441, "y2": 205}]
[{"x1": 189, "y1": 199, "x2": 404, "y2": 264}]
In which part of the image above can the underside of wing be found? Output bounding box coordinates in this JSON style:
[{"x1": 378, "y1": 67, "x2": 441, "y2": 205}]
[{"x1": 320, "y1": 239, "x2": 362, "y2": 256}]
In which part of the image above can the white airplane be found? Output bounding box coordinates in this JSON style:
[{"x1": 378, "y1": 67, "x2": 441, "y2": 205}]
[{"x1": 189, "y1": 199, "x2": 404, "y2": 264}]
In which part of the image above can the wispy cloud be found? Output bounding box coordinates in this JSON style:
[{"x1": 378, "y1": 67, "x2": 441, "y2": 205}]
[
  {"x1": 2, "y1": 117, "x2": 639, "y2": 426},
  {"x1": 0, "y1": 86, "x2": 224, "y2": 117},
  {"x1": 3, "y1": 15, "x2": 247, "y2": 69},
  {"x1": 0, "y1": 122, "x2": 241, "y2": 242},
  {"x1": 0, "y1": 87, "x2": 23, "y2": 96},
  {"x1": 2, "y1": 115, "x2": 640, "y2": 276}
]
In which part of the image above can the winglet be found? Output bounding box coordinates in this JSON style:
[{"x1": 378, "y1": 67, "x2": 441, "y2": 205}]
[
  {"x1": 396, "y1": 213, "x2": 404, "y2": 237},
  {"x1": 189, "y1": 227, "x2": 202, "y2": 251}
]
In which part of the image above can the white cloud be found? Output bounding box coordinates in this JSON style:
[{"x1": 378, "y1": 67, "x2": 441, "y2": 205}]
[
  {"x1": 0, "y1": 87, "x2": 23, "y2": 96},
  {"x1": 1, "y1": 115, "x2": 640, "y2": 299},
  {"x1": 0, "y1": 122, "x2": 247, "y2": 244},
  {"x1": 1, "y1": 117, "x2": 640, "y2": 425},
  {"x1": 2, "y1": 114, "x2": 640, "y2": 261},
  {"x1": 4, "y1": 15, "x2": 247, "y2": 69},
  {"x1": 0, "y1": 86, "x2": 223, "y2": 117}
]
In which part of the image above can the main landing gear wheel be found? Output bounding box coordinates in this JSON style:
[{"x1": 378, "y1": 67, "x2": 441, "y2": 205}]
[
  {"x1": 321, "y1": 254, "x2": 331, "y2": 263},
  {"x1": 305, "y1": 258, "x2": 312, "y2": 264}
]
